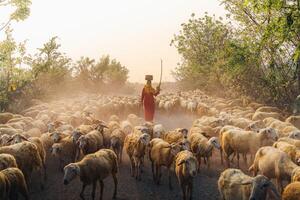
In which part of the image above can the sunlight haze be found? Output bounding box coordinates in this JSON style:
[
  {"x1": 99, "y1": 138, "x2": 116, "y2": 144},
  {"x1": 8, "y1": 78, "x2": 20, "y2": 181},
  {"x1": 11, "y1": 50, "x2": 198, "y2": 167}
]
[{"x1": 1, "y1": 0, "x2": 227, "y2": 82}]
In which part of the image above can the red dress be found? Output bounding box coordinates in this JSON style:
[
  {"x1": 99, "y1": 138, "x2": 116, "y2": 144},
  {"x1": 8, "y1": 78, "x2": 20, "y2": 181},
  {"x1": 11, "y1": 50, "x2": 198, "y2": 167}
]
[{"x1": 141, "y1": 85, "x2": 159, "y2": 122}]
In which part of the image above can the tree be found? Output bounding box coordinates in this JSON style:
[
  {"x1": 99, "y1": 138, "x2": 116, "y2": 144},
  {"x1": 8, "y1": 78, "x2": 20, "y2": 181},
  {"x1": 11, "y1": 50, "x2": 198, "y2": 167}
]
[
  {"x1": 171, "y1": 14, "x2": 233, "y2": 89},
  {"x1": 0, "y1": 0, "x2": 31, "y2": 31},
  {"x1": 28, "y1": 37, "x2": 72, "y2": 95}
]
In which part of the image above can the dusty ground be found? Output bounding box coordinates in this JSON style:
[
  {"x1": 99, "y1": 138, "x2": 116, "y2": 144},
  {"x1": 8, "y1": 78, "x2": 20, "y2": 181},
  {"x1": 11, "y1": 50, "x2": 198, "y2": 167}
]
[{"x1": 28, "y1": 112, "x2": 249, "y2": 200}]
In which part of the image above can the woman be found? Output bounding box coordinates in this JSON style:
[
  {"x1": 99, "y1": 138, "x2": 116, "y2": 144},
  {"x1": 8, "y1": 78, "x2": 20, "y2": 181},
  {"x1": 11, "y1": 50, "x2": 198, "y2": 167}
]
[{"x1": 141, "y1": 75, "x2": 160, "y2": 122}]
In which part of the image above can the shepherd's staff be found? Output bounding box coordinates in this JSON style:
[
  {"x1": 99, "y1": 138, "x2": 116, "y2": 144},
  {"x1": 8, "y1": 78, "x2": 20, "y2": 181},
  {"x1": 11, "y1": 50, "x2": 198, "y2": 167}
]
[{"x1": 158, "y1": 59, "x2": 163, "y2": 89}]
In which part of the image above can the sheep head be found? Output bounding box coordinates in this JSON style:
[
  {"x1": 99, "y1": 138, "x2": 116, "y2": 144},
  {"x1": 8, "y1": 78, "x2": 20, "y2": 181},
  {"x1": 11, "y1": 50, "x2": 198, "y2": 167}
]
[
  {"x1": 51, "y1": 143, "x2": 62, "y2": 156},
  {"x1": 288, "y1": 131, "x2": 300, "y2": 140},
  {"x1": 50, "y1": 131, "x2": 62, "y2": 143},
  {"x1": 177, "y1": 157, "x2": 197, "y2": 177},
  {"x1": 63, "y1": 163, "x2": 80, "y2": 185},
  {"x1": 259, "y1": 128, "x2": 278, "y2": 141},
  {"x1": 7, "y1": 133, "x2": 28, "y2": 145},
  {"x1": 240, "y1": 175, "x2": 280, "y2": 200},
  {"x1": 208, "y1": 137, "x2": 220, "y2": 149},
  {"x1": 170, "y1": 143, "x2": 181, "y2": 156}
]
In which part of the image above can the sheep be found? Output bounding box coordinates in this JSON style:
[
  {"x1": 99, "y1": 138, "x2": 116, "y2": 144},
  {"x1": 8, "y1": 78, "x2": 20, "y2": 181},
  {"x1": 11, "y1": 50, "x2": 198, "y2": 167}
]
[
  {"x1": 0, "y1": 167, "x2": 29, "y2": 200},
  {"x1": 282, "y1": 181, "x2": 300, "y2": 200},
  {"x1": 109, "y1": 115, "x2": 120, "y2": 123},
  {"x1": 0, "y1": 141, "x2": 43, "y2": 189},
  {"x1": 0, "y1": 127, "x2": 22, "y2": 136},
  {"x1": 278, "y1": 137, "x2": 300, "y2": 148},
  {"x1": 273, "y1": 141, "x2": 300, "y2": 165},
  {"x1": 288, "y1": 131, "x2": 300, "y2": 140},
  {"x1": 218, "y1": 168, "x2": 280, "y2": 200},
  {"x1": 175, "y1": 150, "x2": 198, "y2": 200},
  {"x1": 110, "y1": 128, "x2": 126, "y2": 163},
  {"x1": 291, "y1": 168, "x2": 300, "y2": 182},
  {"x1": 249, "y1": 146, "x2": 300, "y2": 192},
  {"x1": 51, "y1": 136, "x2": 77, "y2": 171},
  {"x1": 0, "y1": 112, "x2": 14, "y2": 124},
  {"x1": 163, "y1": 128, "x2": 189, "y2": 144},
  {"x1": 221, "y1": 128, "x2": 278, "y2": 168},
  {"x1": 256, "y1": 106, "x2": 282, "y2": 113},
  {"x1": 149, "y1": 138, "x2": 181, "y2": 189},
  {"x1": 124, "y1": 133, "x2": 149, "y2": 180},
  {"x1": 189, "y1": 131, "x2": 220, "y2": 170},
  {"x1": 120, "y1": 120, "x2": 133, "y2": 135},
  {"x1": 108, "y1": 121, "x2": 121, "y2": 132},
  {"x1": 50, "y1": 131, "x2": 69, "y2": 143},
  {"x1": 63, "y1": 149, "x2": 118, "y2": 200},
  {"x1": 76, "y1": 130, "x2": 104, "y2": 160},
  {"x1": 39, "y1": 132, "x2": 54, "y2": 151},
  {"x1": 252, "y1": 111, "x2": 282, "y2": 121},
  {"x1": 286, "y1": 116, "x2": 300, "y2": 129},
  {"x1": 0, "y1": 154, "x2": 18, "y2": 170},
  {"x1": 7, "y1": 133, "x2": 47, "y2": 180},
  {"x1": 153, "y1": 124, "x2": 165, "y2": 138},
  {"x1": 0, "y1": 134, "x2": 10, "y2": 146}
]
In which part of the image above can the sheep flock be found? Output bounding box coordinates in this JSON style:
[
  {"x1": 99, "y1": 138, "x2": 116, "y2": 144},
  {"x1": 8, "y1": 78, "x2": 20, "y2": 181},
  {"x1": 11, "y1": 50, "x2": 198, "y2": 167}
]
[{"x1": 0, "y1": 89, "x2": 300, "y2": 200}]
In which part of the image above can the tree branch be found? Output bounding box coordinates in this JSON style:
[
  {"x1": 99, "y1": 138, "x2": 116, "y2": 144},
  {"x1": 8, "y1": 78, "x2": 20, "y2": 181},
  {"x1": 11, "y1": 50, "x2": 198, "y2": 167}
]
[{"x1": 0, "y1": 18, "x2": 12, "y2": 32}]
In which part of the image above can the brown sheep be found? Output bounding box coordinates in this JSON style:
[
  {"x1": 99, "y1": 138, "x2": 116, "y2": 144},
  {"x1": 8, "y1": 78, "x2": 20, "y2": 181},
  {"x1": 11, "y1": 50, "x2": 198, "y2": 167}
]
[
  {"x1": 175, "y1": 150, "x2": 198, "y2": 200},
  {"x1": 77, "y1": 130, "x2": 104, "y2": 160},
  {"x1": 63, "y1": 149, "x2": 118, "y2": 200},
  {"x1": 249, "y1": 146, "x2": 300, "y2": 192},
  {"x1": 282, "y1": 181, "x2": 300, "y2": 200},
  {"x1": 124, "y1": 133, "x2": 149, "y2": 180},
  {"x1": 0, "y1": 153, "x2": 18, "y2": 170},
  {"x1": 218, "y1": 168, "x2": 280, "y2": 200},
  {"x1": 149, "y1": 138, "x2": 181, "y2": 190},
  {"x1": 7, "y1": 133, "x2": 47, "y2": 180},
  {"x1": 0, "y1": 167, "x2": 29, "y2": 200},
  {"x1": 0, "y1": 141, "x2": 43, "y2": 189},
  {"x1": 110, "y1": 128, "x2": 126, "y2": 163},
  {"x1": 51, "y1": 136, "x2": 77, "y2": 171}
]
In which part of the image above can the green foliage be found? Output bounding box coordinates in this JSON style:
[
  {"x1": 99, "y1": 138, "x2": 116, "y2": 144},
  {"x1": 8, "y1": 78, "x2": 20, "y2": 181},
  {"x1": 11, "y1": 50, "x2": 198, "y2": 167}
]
[
  {"x1": 172, "y1": 0, "x2": 300, "y2": 107},
  {"x1": 74, "y1": 55, "x2": 129, "y2": 91},
  {"x1": 0, "y1": 0, "x2": 31, "y2": 31}
]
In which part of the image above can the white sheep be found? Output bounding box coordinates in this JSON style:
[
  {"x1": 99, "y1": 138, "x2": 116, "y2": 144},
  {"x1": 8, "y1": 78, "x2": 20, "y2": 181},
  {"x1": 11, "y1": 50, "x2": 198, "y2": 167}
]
[
  {"x1": 218, "y1": 168, "x2": 280, "y2": 200},
  {"x1": 249, "y1": 146, "x2": 300, "y2": 192}
]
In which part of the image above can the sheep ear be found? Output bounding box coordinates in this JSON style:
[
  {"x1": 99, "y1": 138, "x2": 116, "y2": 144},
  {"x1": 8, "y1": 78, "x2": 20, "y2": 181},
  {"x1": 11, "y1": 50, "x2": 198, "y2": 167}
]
[
  {"x1": 177, "y1": 160, "x2": 186, "y2": 166},
  {"x1": 20, "y1": 135, "x2": 28, "y2": 141}
]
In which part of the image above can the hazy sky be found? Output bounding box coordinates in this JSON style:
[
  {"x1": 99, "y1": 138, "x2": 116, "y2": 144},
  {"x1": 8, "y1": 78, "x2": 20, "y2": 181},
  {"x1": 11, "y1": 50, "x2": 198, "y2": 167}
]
[{"x1": 1, "y1": 0, "x2": 227, "y2": 82}]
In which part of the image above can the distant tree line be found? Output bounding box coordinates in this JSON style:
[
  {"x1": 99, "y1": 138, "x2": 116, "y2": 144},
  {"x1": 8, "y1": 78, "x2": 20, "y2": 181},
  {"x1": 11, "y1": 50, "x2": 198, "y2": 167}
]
[
  {"x1": 0, "y1": 0, "x2": 129, "y2": 111},
  {"x1": 171, "y1": 0, "x2": 300, "y2": 108}
]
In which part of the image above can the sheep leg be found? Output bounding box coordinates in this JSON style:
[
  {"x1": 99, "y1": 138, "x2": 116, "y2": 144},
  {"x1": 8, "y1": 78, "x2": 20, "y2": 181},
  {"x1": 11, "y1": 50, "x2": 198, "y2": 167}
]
[
  {"x1": 220, "y1": 148, "x2": 223, "y2": 165},
  {"x1": 237, "y1": 153, "x2": 240, "y2": 168},
  {"x1": 151, "y1": 161, "x2": 155, "y2": 181},
  {"x1": 99, "y1": 180, "x2": 104, "y2": 200},
  {"x1": 130, "y1": 157, "x2": 135, "y2": 177},
  {"x1": 242, "y1": 153, "x2": 247, "y2": 166},
  {"x1": 180, "y1": 182, "x2": 187, "y2": 200},
  {"x1": 91, "y1": 181, "x2": 97, "y2": 200},
  {"x1": 43, "y1": 161, "x2": 47, "y2": 181},
  {"x1": 156, "y1": 164, "x2": 161, "y2": 185},
  {"x1": 19, "y1": 181, "x2": 29, "y2": 200},
  {"x1": 276, "y1": 177, "x2": 283, "y2": 194},
  {"x1": 80, "y1": 184, "x2": 87, "y2": 200},
  {"x1": 188, "y1": 180, "x2": 193, "y2": 200},
  {"x1": 168, "y1": 167, "x2": 173, "y2": 190},
  {"x1": 112, "y1": 173, "x2": 118, "y2": 199},
  {"x1": 207, "y1": 157, "x2": 210, "y2": 170}
]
